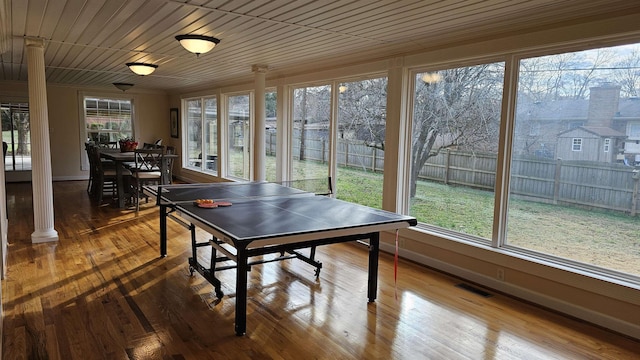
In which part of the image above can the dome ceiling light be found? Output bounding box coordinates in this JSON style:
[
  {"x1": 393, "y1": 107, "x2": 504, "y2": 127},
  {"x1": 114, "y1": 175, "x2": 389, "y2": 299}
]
[
  {"x1": 175, "y1": 34, "x2": 220, "y2": 56},
  {"x1": 113, "y1": 82, "x2": 134, "y2": 92},
  {"x1": 126, "y1": 62, "x2": 158, "y2": 76}
]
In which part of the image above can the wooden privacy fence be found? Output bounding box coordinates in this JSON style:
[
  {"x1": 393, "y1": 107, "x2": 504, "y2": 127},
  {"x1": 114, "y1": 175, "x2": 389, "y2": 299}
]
[
  {"x1": 417, "y1": 150, "x2": 640, "y2": 216},
  {"x1": 265, "y1": 134, "x2": 640, "y2": 215}
]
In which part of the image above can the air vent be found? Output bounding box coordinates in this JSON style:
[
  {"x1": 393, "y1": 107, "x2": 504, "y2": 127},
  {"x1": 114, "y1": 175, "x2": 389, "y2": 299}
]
[{"x1": 455, "y1": 283, "x2": 493, "y2": 298}]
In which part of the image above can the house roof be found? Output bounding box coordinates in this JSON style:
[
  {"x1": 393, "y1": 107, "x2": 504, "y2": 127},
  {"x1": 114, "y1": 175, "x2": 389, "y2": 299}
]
[
  {"x1": 2, "y1": 1, "x2": 640, "y2": 92},
  {"x1": 557, "y1": 126, "x2": 627, "y2": 138}
]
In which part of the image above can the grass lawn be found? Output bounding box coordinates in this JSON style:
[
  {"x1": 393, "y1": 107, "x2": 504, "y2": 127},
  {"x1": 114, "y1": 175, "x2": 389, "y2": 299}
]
[
  {"x1": 413, "y1": 180, "x2": 640, "y2": 276},
  {"x1": 265, "y1": 156, "x2": 640, "y2": 276}
]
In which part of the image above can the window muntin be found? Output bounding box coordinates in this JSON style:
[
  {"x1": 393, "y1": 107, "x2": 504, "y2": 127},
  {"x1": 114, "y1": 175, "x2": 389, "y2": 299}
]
[
  {"x1": 604, "y1": 138, "x2": 610, "y2": 152},
  {"x1": 507, "y1": 43, "x2": 640, "y2": 277},
  {"x1": 408, "y1": 64, "x2": 504, "y2": 240}
]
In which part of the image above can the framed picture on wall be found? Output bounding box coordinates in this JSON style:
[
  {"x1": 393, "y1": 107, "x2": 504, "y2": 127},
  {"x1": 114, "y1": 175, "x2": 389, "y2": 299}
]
[{"x1": 170, "y1": 108, "x2": 179, "y2": 138}]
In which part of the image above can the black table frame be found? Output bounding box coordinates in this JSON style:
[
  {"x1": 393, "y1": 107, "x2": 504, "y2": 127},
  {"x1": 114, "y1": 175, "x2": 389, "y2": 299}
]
[{"x1": 152, "y1": 187, "x2": 416, "y2": 336}]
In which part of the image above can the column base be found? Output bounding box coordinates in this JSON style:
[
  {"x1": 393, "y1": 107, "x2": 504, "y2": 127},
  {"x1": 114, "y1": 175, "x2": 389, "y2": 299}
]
[{"x1": 31, "y1": 229, "x2": 59, "y2": 243}]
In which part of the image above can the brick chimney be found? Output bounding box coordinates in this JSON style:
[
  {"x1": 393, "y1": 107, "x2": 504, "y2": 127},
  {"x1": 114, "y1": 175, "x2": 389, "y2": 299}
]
[{"x1": 587, "y1": 82, "x2": 620, "y2": 127}]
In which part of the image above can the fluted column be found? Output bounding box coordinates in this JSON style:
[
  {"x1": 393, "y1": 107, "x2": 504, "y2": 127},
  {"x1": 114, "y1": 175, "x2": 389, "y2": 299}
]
[
  {"x1": 252, "y1": 65, "x2": 268, "y2": 182},
  {"x1": 25, "y1": 37, "x2": 58, "y2": 243}
]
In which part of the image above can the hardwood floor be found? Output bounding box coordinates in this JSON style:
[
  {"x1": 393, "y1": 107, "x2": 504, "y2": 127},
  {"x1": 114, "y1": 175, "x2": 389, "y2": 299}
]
[{"x1": 2, "y1": 181, "x2": 639, "y2": 359}]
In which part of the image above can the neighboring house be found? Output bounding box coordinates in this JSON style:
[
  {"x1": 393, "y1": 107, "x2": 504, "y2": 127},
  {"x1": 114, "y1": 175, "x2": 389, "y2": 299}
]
[
  {"x1": 556, "y1": 126, "x2": 626, "y2": 162},
  {"x1": 515, "y1": 83, "x2": 640, "y2": 164}
]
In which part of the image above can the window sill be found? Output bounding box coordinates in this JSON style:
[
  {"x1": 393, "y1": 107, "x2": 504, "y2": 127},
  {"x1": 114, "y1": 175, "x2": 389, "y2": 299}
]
[{"x1": 400, "y1": 225, "x2": 640, "y2": 295}]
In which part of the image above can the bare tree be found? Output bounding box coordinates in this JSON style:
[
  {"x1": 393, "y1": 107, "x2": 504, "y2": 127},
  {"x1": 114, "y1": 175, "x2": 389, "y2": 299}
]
[
  {"x1": 612, "y1": 48, "x2": 640, "y2": 97},
  {"x1": 338, "y1": 78, "x2": 387, "y2": 150},
  {"x1": 410, "y1": 65, "x2": 503, "y2": 197},
  {"x1": 292, "y1": 85, "x2": 331, "y2": 160}
]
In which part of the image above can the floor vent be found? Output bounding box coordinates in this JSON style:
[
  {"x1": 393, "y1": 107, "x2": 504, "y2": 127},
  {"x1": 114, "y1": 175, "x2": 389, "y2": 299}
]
[{"x1": 455, "y1": 283, "x2": 493, "y2": 298}]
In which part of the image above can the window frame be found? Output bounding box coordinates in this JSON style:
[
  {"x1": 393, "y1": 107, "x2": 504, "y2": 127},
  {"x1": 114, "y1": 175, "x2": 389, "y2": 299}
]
[
  {"x1": 78, "y1": 92, "x2": 136, "y2": 171},
  {"x1": 400, "y1": 38, "x2": 640, "y2": 286},
  {"x1": 572, "y1": 138, "x2": 583, "y2": 151},
  {"x1": 182, "y1": 96, "x2": 220, "y2": 175},
  {"x1": 222, "y1": 92, "x2": 253, "y2": 181}
]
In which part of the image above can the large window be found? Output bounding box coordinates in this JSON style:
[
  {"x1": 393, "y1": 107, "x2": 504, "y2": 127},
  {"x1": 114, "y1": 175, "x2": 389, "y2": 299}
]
[
  {"x1": 409, "y1": 64, "x2": 504, "y2": 240},
  {"x1": 265, "y1": 90, "x2": 277, "y2": 182},
  {"x1": 336, "y1": 77, "x2": 387, "y2": 208},
  {"x1": 508, "y1": 43, "x2": 640, "y2": 277},
  {"x1": 404, "y1": 44, "x2": 640, "y2": 278},
  {"x1": 227, "y1": 94, "x2": 251, "y2": 180},
  {"x1": 1, "y1": 102, "x2": 31, "y2": 171},
  {"x1": 185, "y1": 97, "x2": 218, "y2": 174},
  {"x1": 84, "y1": 97, "x2": 132, "y2": 143},
  {"x1": 186, "y1": 99, "x2": 202, "y2": 169},
  {"x1": 291, "y1": 85, "x2": 331, "y2": 182}
]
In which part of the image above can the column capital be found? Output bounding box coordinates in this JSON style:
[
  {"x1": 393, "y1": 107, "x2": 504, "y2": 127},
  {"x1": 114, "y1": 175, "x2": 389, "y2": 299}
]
[
  {"x1": 24, "y1": 37, "x2": 46, "y2": 48},
  {"x1": 252, "y1": 64, "x2": 269, "y2": 73}
]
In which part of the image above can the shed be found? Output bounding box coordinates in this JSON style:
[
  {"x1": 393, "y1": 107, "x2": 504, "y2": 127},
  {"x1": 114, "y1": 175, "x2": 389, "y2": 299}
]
[{"x1": 556, "y1": 126, "x2": 626, "y2": 163}]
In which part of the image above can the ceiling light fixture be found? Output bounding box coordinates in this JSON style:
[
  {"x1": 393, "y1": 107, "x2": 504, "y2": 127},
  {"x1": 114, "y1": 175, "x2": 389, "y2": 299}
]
[
  {"x1": 126, "y1": 62, "x2": 158, "y2": 76},
  {"x1": 421, "y1": 72, "x2": 442, "y2": 84},
  {"x1": 113, "y1": 82, "x2": 134, "y2": 92},
  {"x1": 175, "y1": 34, "x2": 220, "y2": 56}
]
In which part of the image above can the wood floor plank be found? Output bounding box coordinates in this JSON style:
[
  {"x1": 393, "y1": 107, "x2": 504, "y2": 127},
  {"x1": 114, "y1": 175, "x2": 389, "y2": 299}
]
[{"x1": 2, "y1": 181, "x2": 639, "y2": 359}]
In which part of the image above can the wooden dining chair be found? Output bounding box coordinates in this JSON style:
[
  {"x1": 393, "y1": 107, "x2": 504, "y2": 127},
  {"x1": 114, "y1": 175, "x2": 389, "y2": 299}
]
[
  {"x1": 88, "y1": 145, "x2": 118, "y2": 204},
  {"x1": 129, "y1": 148, "x2": 165, "y2": 214}
]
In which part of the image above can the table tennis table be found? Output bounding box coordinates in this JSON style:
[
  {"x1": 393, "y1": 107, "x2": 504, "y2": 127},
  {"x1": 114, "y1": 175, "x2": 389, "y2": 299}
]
[{"x1": 145, "y1": 182, "x2": 417, "y2": 336}]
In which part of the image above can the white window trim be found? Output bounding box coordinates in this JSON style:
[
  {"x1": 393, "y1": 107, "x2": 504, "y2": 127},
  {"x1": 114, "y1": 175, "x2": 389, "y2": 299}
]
[
  {"x1": 572, "y1": 138, "x2": 582, "y2": 151},
  {"x1": 604, "y1": 138, "x2": 611, "y2": 153}
]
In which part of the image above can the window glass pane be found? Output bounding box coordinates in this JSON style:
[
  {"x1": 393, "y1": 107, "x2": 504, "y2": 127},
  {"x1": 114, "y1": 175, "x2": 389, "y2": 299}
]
[
  {"x1": 409, "y1": 64, "x2": 504, "y2": 240},
  {"x1": 84, "y1": 97, "x2": 132, "y2": 144},
  {"x1": 227, "y1": 94, "x2": 251, "y2": 180},
  {"x1": 336, "y1": 77, "x2": 387, "y2": 208},
  {"x1": 1, "y1": 103, "x2": 31, "y2": 171},
  {"x1": 292, "y1": 85, "x2": 330, "y2": 182},
  {"x1": 265, "y1": 91, "x2": 277, "y2": 182},
  {"x1": 508, "y1": 43, "x2": 640, "y2": 276},
  {"x1": 203, "y1": 98, "x2": 218, "y2": 173},
  {"x1": 186, "y1": 99, "x2": 202, "y2": 169}
]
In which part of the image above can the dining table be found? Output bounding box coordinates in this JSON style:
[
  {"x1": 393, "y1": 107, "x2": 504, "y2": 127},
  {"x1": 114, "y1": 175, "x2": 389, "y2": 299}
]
[{"x1": 100, "y1": 151, "x2": 178, "y2": 208}]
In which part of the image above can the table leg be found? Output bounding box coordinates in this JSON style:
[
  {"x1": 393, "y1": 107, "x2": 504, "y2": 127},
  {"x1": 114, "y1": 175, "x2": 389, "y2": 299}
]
[
  {"x1": 367, "y1": 232, "x2": 380, "y2": 302},
  {"x1": 235, "y1": 245, "x2": 249, "y2": 336},
  {"x1": 159, "y1": 204, "x2": 167, "y2": 257},
  {"x1": 115, "y1": 161, "x2": 125, "y2": 208}
]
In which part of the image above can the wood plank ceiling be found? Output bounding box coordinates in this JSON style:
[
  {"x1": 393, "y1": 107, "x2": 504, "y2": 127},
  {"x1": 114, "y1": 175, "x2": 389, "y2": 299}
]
[{"x1": 1, "y1": 0, "x2": 640, "y2": 92}]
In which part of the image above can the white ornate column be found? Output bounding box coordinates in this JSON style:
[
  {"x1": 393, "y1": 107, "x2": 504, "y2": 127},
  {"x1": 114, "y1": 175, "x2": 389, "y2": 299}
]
[
  {"x1": 25, "y1": 37, "x2": 58, "y2": 243},
  {"x1": 252, "y1": 65, "x2": 268, "y2": 182}
]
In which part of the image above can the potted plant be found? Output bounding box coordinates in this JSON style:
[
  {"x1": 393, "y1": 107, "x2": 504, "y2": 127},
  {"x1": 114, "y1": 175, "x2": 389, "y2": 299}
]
[{"x1": 119, "y1": 137, "x2": 138, "y2": 152}]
